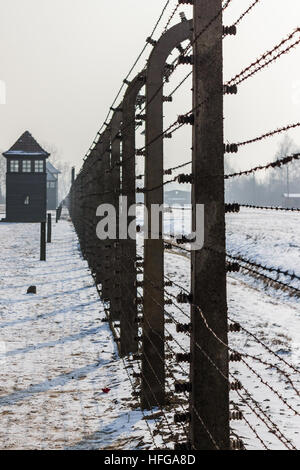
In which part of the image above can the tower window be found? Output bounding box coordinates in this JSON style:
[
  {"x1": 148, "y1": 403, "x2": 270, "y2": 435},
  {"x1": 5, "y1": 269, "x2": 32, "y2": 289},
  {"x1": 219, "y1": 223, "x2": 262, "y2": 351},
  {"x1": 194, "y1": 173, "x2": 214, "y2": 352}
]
[
  {"x1": 22, "y1": 160, "x2": 32, "y2": 172},
  {"x1": 10, "y1": 160, "x2": 19, "y2": 172},
  {"x1": 35, "y1": 160, "x2": 44, "y2": 172},
  {"x1": 24, "y1": 196, "x2": 30, "y2": 205}
]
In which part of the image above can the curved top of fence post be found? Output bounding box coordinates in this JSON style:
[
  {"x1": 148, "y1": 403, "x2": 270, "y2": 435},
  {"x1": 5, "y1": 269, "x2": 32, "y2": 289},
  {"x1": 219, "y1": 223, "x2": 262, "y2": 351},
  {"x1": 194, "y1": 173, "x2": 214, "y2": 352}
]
[
  {"x1": 144, "y1": 18, "x2": 193, "y2": 195},
  {"x1": 123, "y1": 70, "x2": 147, "y2": 110},
  {"x1": 99, "y1": 126, "x2": 111, "y2": 145},
  {"x1": 121, "y1": 71, "x2": 147, "y2": 202},
  {"x1": 141, "y1": 20, "x2": 193, "y2": 409},
  {"x1": 145, "y1": 19, "x2": 193, "y2": 171},
  {"x1": 147, "y1": 19, "x2": 193, "y2": 84},
  {"x1": 110, "y1": 104, "x2": 123, "y2": 139}
]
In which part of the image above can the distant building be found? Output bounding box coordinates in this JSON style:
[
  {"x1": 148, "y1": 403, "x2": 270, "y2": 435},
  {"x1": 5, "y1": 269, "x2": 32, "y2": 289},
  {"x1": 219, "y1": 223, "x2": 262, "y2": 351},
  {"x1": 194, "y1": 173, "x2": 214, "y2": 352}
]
[
  {"x1": 165, "y1": 190, "x2": 191, "y2": 206},
  {"x1": 2, "y1": 131, "x2": 49, "y2": 222},
  {"x1": 46, "y1": 161, "x2": 60, "y2": 210},
  {"x1": 283, "y1": 193, "x2": 300, "y2": 209}
]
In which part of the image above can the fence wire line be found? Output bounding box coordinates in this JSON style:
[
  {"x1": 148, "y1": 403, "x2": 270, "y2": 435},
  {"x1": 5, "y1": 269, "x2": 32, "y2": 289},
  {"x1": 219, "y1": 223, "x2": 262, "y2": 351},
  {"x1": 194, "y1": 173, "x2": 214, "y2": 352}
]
[
  {"x1": 67, "y1": 0, "x2": 300, "y2": 451},
  {"x1": 83, "y1": 0, "x2": 172, "y2": 159}
]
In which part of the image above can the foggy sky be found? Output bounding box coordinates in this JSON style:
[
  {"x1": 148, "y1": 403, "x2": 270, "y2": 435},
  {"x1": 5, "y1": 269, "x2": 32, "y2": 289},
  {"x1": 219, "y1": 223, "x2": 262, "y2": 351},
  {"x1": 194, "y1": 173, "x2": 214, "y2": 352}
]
[{"x1": 0, "y1": 0, "x2": 299, "y2": 179}]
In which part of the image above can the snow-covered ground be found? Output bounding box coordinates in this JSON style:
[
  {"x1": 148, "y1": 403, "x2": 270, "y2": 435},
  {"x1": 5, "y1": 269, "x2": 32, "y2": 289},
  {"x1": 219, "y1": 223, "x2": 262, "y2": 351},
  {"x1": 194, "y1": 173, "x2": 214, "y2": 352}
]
[
  {"x1": 0, "y1": 213, "x2": 154, "y2": 450},
  {"x1": 227, "y1": 209, "x2": 300, "y2": 449},
  {"x1": 163, "y1": 251, "x2": 300, "y2": 450},
  {"x1": 160, "y1": 207, "x2": 300, "y2": 450},
  {"x1": 0, "y1": 207, "x2": 299, "y2": 450},
  {"x1": 227, "y1": 208, "x2": 300, "y2": 297}
]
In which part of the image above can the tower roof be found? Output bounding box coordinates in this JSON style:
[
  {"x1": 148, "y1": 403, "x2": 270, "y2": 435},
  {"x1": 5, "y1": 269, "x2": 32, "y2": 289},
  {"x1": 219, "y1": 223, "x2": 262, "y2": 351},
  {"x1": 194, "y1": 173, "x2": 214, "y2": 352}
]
[
  {"x1": 3, "y1": 131, "x2": 50, "y2": 158},
  {"x1": 47, "y1": 172, "x2": 57, "y2": 182},
  {"x1": 46, "y1": 161, "x2": 61, "y2": 175}
]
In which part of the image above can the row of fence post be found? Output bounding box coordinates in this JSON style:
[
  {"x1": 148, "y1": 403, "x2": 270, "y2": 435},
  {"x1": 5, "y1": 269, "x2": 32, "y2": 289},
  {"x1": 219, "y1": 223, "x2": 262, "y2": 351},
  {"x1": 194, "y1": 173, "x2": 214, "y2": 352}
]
[
  {"x1": 40, "y1": 203, "x2": 63, "y2": 260},
  {"x1": 68, "y1": 0, "x2": 229, "y2": 450},
  {"x1": 40, "y1": 212, "x2": 54, "y2": 260}
]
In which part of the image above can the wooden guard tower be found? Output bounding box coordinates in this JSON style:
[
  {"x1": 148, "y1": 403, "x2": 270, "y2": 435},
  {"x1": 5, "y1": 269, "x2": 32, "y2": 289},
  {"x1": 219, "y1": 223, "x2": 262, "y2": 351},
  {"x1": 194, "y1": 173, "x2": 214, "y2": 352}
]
[{"x1": 3, "y1": 131, "x2": 50, "y2": 222}]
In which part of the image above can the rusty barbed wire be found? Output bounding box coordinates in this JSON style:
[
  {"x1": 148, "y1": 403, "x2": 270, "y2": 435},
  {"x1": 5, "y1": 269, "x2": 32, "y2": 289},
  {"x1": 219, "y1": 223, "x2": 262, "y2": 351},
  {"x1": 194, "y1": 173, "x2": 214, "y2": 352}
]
[
  {"x1": 86, "y1": 26, "x2": 299, "y2": 177},
  {"x1": 140, "y1": 246, "x2": 300, "y2": 400},
  {"x1": 163, "y1": 2, "x2": 180, "y2": 33},
  {"x1": 137, "y1": 176, "x2": 178, "y2": 194},
  {"x1": 163, "y1": 248, "x2": 300, "y2": 378},
  {"x1": 225, "y1": 152, "x2": 300, "y2": 177},
  {"x1": 234, "y1": 387, "x2": 295, "y2": 450},
  {"x1": 168, "y1": 70, "x2": 192, "y2": 98},
  {"x1": 105, "y1": 281, "x2": 191, "y2": 446},
  {"x1": 235, "y1": 260, "x2": 300, "y2": 296},
  {"x1": 120, "y1": 250, "x2": 299, "y2": 414},
  {"x1": 119, "y1": 262, "x2": 206, "y2": 446},
  {"x1": 163, "y1": 271, "x2": 299, "y2": 397},
  {"x1": 183, "y1": 0, "x2": 233, "y2": 54},
  {"x1": 240, "y1": 357, "x2": 299, "y2": 414},
  {"x1": 240, "y1": 204, "x2": 300, "y2": 212},
  {"x1": 228, "y1": 315, "x2": 300, "y2": 375},
  {"x1": 99, "y1": 286, "x2": 174, "y2": 448},
  {"x1": 69, "y1": 0, "x2": 300, "y2": 451},
  {"x1": 227, "y1": 252, "x2": 300, "y2": 283},
  {"x1": 123, "y1": 254, "x2": 237, "y2": 449},
  {"x1": 193, "y1": 329, "x2": 295, "y2": 449},
  {"x1": 137, "y1": 160, "x2": 192, "y2": 180},
  {"x1": 226, "y1": 28, "x2": 300, "y2": 87},
  {"x1": 236, "y1": 123, "x2": 300, "y2": 148},
  {"x1": 82, "y1": 0, "x2": 172, "y2": 160},
  {"x1": 131, "y1": 0, "x2": 233, "y2": 131},
  {"x1": 122, "y1": 358, "x2": 160, "y2": 448},
  {"x1": 192, "y1": 303, "x2": 299, "y2": 412},
  {"x1": 232, "y1": 0, "x2": 262, "y2": 28},
  {"x1": 240, "y1": 353, "x2": 299, "y2": 396},
  {"x1": 159, "y1": 0, "x2": 259, "y2": 104}
]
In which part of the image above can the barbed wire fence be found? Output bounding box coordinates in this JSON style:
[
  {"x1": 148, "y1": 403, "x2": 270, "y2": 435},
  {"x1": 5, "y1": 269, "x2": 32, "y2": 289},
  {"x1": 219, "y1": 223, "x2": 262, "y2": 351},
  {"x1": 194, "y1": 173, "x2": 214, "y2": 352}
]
[{"x1": 66, "y1": 0, "x2": 299, "y2": 450}]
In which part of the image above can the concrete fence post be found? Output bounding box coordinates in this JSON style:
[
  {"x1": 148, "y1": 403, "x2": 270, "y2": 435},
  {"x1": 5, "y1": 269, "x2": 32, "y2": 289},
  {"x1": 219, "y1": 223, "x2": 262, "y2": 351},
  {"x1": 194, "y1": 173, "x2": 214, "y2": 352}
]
[
  {"x1": 110, "y1": 108, "x2": 123, "y2": 322},
  {"x1": 47, "y1": 213, "x2": 52, "y2": 243},
  {"x1": 40, "y1": 221, "x2": 46, "y2": 261},
  {"x1": 190, "y1": 0, "x2": 230, "y2": 450},
  {"x1": 120, "y1": 71, "x2": 146, "y2": 356},
  {"x1": 142, "y1": 19, "x2": 193, "y2": 409}
]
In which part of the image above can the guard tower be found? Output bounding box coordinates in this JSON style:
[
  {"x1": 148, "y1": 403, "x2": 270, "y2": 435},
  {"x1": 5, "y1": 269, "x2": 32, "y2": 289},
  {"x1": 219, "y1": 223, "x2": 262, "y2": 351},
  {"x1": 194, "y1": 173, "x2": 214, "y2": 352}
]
[
  {"x1": 3, "y1": 131, "x2": 50, "y2": 222},
  {"x1": 46, "y1": 161, "x2": 61, "y2": 210}
]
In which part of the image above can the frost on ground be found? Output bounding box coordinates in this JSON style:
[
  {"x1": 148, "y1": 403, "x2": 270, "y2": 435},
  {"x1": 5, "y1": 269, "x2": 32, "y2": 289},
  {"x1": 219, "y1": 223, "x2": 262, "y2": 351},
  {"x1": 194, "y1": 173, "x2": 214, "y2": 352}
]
[
  {"x1": 226, "y1": 208, "x2": 300, "y2": 449},
  {"x1": 161, "y1": 207, "x2": 300, "y2": 450},
  {"x1": 0, "y1": 207, "x2": 299, "y2": 450},
  {"x1": 0, "y1": 214, "x2": 154, "y2": 450}
]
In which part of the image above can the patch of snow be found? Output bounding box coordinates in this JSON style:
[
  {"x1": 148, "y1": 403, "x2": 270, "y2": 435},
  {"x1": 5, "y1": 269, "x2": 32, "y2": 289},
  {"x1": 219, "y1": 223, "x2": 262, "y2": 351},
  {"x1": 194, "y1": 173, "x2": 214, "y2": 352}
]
[
  {"x1": 0, "y1": 216, "x2": 154, "y2": 450},
  {"x1": 0, "y1": 206, "x2": 299, "y2": 450}
]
